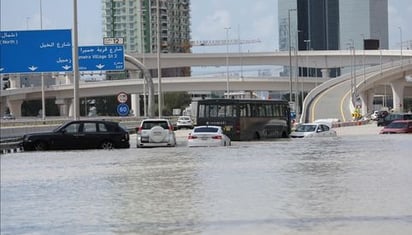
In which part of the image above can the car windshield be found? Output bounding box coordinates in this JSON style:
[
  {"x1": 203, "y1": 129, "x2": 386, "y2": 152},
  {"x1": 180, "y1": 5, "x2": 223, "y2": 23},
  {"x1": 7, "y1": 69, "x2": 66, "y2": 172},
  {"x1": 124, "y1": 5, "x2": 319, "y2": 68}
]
[
  {"x1": 142, "y1": 121, "x2": 169, "y2": 129},
  {"x1": 194, "y1": 127, "x2": 219, "y2": 133},
  {"x1": 295, "y1": 124, "x2": 317, "y2": 132},
  {"x1": 179, "y1": 117, "x2": 190, "y2": 121},
  {"x1": 387, "y1": 122, "x2": 408, "y2": 128}
]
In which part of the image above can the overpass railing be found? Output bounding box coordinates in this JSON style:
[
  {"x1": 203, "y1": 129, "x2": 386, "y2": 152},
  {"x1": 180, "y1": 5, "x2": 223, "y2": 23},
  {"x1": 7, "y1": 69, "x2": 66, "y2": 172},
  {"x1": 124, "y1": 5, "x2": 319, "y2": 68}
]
[{"x1": 301, "y1": 58, "x2": 412, "y2": 123}]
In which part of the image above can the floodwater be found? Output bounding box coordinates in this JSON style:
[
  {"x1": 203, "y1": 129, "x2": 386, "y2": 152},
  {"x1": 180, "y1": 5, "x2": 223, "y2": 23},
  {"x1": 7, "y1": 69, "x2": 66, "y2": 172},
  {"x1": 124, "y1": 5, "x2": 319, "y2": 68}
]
[{"x1": 1, "y1": 134, "x2": 412, "y2": 234}]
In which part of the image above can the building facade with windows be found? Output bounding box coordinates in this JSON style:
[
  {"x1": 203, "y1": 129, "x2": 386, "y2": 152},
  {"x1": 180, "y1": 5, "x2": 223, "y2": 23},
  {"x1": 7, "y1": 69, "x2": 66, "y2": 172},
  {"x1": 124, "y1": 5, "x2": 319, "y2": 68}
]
[
  {"x1": 278, "y1": 0, "x2": 389, "y2": 77},
  {"x1": 102, "y1": 0, "x2": 191, "y2": 54}
]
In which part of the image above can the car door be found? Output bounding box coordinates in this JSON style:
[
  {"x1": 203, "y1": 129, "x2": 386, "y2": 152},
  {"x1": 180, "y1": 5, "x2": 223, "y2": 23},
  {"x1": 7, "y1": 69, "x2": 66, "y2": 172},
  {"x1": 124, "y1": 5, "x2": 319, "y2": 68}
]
[
  {"x1": 316, "y1": 124, "x2": 328, "y2": 137},
  {"x1": 79, "y1": 122, "x2": 101, "y2": 149},
  {"x1": 52, "y1": 122, "x2": 82, "y2": 149}
]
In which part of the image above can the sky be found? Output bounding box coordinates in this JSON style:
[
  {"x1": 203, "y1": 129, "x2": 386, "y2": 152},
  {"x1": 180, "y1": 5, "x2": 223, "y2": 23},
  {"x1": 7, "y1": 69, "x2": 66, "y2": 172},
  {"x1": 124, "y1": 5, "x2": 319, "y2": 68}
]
[{"x1": 1, "y1": 0, "x2": 411, "y2": 52}]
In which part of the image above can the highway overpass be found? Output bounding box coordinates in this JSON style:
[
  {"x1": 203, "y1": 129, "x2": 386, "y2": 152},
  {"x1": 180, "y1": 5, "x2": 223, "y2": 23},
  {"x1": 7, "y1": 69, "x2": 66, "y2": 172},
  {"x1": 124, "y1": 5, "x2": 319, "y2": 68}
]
[{"x1": 1, "y1": 50, "x2": 412, "y2": 119}]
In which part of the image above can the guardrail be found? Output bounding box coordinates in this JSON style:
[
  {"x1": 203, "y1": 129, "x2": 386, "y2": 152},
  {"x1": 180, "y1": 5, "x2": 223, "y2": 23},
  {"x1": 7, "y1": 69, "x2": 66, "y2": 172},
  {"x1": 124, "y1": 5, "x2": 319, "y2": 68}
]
[
  {"x1": 331, "y1": 120, "x2": 370, "y2": 128},
  {"x1": 0, "y1": 136, "x2": 23, "y2": 154}
]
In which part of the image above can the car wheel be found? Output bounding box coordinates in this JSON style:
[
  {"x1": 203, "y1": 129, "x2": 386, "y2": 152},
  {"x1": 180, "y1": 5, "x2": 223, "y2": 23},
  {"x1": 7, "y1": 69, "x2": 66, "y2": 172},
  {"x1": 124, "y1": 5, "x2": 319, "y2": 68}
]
[
  {"x1": 253, "y1": 132, "x2": 260, "y2": 140},
  {"x1": 100, "y1": 140, "x2": 114, "y2": 150},
  {"x1": 34, "y1": 141, "x2": 47, "y2": 151}
]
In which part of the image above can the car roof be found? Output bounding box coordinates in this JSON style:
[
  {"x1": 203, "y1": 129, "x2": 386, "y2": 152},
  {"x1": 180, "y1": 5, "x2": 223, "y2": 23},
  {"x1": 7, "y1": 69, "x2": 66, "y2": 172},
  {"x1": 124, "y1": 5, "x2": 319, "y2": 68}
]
[
  {"x1": 142, "y1": 118, "x2": 170, "y2": 122},
  {"x1": 195, "y1": 125, "x2": 221, "y2": 129}
]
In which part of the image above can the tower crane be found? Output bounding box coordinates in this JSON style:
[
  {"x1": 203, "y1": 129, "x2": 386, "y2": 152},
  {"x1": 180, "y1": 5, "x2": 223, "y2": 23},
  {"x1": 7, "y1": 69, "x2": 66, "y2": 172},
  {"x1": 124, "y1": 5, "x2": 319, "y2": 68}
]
[
  {"x1": 180, "y1": 39, "x2": 261, "y2": 52},
  {"x1": 190, "y1": 38, "x2": 261, "y2": 46}
]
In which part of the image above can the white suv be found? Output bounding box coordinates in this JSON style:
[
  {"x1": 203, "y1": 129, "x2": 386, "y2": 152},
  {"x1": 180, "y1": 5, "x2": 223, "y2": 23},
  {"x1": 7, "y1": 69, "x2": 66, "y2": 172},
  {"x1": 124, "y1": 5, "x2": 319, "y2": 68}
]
[
  {"x1": 176, "y1": 116, "x2": 194, "y2": 129},
  {"x1": 136, "y1": 119, "x2": 176, "y2": 147}
]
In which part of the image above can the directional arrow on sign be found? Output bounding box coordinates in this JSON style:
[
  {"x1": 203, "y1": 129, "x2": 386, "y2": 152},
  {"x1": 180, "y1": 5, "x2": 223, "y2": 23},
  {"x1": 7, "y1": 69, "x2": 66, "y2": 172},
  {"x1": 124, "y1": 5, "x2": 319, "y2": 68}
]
[
  {"x1": 28, "y1": 66, "x2": 38, "y2": 71},
  {"x1": 96, "y1": 64, "x2": 105, "y2": 70},
  {"x1": 0, "y1": 68, "x2": 4, "y2": 72},
  {"x1": 62, "y1": 65, "x2": 72, "y2": 70}
]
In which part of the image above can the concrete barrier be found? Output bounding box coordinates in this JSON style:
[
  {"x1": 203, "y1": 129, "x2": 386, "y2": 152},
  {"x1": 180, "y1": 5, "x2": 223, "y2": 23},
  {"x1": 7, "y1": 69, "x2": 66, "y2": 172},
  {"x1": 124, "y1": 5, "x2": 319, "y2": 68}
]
[
  {"x1": 332, "y1": 120, "x2": 370, "y2": 128},
  {"x1": 0, "y1": 137, "x2": 23, "y2": 154}
]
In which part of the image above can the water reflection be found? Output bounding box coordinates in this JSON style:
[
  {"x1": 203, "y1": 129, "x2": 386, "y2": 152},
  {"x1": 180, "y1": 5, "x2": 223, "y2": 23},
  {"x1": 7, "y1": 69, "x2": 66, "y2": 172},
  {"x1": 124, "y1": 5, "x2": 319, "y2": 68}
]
[{"x1": 1, "y1": 135, "x2": 412, "y2": 234}]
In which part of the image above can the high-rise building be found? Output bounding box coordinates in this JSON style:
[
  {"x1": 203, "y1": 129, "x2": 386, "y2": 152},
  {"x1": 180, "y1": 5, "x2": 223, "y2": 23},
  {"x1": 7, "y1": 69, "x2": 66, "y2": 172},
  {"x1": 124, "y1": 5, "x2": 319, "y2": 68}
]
[
  {"x1": 102, "y1": 0, "x2": 190, "y2": 54},
  {"x1": 278, "y1": 0, "x2": 389, "y2": 77},
  {"x1": 102, "y1": 0, "x2": 191, "y2": 76}
]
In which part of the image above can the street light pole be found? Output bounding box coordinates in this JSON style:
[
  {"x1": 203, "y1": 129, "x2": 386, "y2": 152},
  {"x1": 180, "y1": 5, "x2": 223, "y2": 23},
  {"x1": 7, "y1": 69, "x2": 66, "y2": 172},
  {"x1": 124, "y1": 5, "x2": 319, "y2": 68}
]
[
  {"x1": 361, "y1": 34, "x2": 366, "y2": 84},
  {"x1": 225, "y1": 27, "x2": 231, "y2": 98},
  {"x1": 303, "y1": 39, "x2": 310, "y2": 114},
  {"x1": 40, "y1": 0, "x2": 46, "y2": 120},
  {"x1": 140, "y1": 2, "x2": 147, "y2": 117},
  {"x1": 72, "y1": 0, "x2": 80, "y2": 120},
  {"x1": 399, "y1": 26, "x2": 403, "y2": 67},
  {"x1": 288, "y1": 8, "x2": 296, "y2": 103},
  {"x1": 156, "y1": 0, "x2": 162, "y2": 117}
]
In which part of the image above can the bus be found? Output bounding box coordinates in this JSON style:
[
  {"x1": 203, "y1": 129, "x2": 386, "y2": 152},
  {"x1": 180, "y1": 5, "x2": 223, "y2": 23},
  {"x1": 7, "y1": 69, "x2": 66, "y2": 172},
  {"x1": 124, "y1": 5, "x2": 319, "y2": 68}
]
[{"x1": 196, "y1": 99, "x2": 291, "y2": 140}]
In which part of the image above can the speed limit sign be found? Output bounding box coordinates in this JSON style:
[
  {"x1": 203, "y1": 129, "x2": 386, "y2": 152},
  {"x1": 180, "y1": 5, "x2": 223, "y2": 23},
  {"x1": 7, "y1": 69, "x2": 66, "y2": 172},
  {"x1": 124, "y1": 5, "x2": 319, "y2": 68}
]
[{"x1": 117, "y1": 92, "x2": 128, "y2": 103}]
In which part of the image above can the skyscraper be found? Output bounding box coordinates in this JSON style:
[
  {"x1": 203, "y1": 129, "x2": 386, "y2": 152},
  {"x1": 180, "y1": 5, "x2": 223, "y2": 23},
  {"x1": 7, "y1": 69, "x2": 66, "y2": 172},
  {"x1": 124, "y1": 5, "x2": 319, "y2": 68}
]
[
  {"x1": 278, "y1": 0, "x2": 389, "y2": 64},
  {"x1": 102, "y1": 0, "x2": 191, "y2": 76},
  {"x1": 102, "y1": 0, "x2": 191, "y2": 54}
]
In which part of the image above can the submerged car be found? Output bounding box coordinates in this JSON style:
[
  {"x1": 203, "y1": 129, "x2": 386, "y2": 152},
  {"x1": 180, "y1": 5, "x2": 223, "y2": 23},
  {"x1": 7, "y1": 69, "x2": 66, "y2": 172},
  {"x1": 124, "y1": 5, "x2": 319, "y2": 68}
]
[
  {"x1": 290, "y1": 123, "x2": 337, "y2": 138},
  {"x1": 377, "y1": 113, "x2": 412, "y2": 126},
  {"x1": 187, "y1": 125, "x2": 231, "y2": 147},
  {"x1": 22, "y1": 120, "x2": 130, "y2": 151},
  {"x1": 379, "y1": 120, "x2": 412, "y2": 134},
  {"x1": 136, "y1": 119, "x2": 176, "y2": 147},
  {"x1": 176, "y1": 116, "x2": 194, "y2": 129}
]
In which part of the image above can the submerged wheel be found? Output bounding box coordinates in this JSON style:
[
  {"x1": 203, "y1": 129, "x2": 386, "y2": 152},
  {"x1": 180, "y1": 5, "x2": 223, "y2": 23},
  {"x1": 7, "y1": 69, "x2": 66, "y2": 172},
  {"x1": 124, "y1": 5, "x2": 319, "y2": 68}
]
[
  {"x1": 100, "y1": 141, "x2": 114, "y2": 150},
  {"x1": 253, "y1": 132, "x2": 260, "y2": 140},
  {"x1": 34, "y1": 141, "x2": 47, "y2": 151}
]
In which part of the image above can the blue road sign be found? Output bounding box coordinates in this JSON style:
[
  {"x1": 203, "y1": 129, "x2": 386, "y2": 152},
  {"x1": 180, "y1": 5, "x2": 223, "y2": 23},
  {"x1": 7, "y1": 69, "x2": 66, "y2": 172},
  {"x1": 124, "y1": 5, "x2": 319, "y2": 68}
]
[
  {"x1": 78, "y1": 45, "x2": 124, "y2": 71},
  {"x1": 0, "y1": 29, "x2": 72, "y2": 74},
  {"x1": 117, "y1": 103, "x2": 130, "y2": 116}
]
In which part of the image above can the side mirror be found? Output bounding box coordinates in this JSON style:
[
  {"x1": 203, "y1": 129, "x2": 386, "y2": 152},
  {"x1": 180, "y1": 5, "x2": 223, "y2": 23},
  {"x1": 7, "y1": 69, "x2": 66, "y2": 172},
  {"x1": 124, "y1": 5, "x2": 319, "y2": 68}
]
[{"x1": 60, "y1": 129, "x2": 67, "y2": 134}]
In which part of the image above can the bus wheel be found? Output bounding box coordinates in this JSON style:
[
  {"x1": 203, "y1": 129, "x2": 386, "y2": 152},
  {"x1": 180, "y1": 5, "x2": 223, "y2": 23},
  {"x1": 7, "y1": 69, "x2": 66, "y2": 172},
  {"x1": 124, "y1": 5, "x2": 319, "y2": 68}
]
[
  {"x1": 281, "y1": 131, "x2": 289, "y2": 138},
  {"x1": 253, "y1": 132, "x2": 260, "y2": 140}
]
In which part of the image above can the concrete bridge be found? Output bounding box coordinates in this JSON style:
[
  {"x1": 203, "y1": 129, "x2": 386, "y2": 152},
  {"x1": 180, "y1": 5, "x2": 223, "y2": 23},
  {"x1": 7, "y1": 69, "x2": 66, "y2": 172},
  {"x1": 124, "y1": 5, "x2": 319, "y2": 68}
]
[{"x1": 1, "y1": 50, "x2": 412, "y2": 119}]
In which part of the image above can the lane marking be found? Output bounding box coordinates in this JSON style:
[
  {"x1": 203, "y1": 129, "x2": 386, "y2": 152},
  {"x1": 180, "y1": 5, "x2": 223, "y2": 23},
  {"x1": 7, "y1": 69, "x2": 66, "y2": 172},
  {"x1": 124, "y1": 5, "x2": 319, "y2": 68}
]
[
  {"x1": 340, "y1": 88, "x2": 351, "y2": 122},
  {"x1": 311, "y1": 80, "x2": 351, "y2": 123}
]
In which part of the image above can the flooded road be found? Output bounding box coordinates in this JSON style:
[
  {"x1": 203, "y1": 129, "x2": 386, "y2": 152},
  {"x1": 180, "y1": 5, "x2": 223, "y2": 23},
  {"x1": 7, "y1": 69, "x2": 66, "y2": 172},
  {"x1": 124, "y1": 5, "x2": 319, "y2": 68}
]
[{"x1": 1, "y1": 134, "x2": 412, "y2": 234}]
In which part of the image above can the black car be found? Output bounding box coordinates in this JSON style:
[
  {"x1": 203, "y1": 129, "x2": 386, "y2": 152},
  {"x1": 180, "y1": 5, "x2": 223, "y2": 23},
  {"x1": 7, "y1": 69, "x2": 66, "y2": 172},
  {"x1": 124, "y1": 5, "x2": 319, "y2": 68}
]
[
  {"x1": 22, "y1": 120, "x2": 130, "y2": 151},
  {"x1": 377, "y1": 113, "x2": 412, "y2": 127}
]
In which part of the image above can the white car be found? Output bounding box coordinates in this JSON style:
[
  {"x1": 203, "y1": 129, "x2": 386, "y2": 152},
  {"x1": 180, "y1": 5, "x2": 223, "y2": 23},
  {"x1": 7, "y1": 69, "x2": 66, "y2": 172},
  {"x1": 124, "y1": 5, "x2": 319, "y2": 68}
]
[
  {"x1": 176, "y1": 116, "x2": 194, "y2": 129},
  {"x1": 370, "y1": 110, "x2": 379, "y2": 121},
  {"x1": 136, "y1": 119, "x2": 176, "y2": 147},
  {"x1": 187, "y1": 125, "x2": 231, "y2": 147},
  {"x1": 290, "y1": 123, "x2": 337, "y2": 138}
]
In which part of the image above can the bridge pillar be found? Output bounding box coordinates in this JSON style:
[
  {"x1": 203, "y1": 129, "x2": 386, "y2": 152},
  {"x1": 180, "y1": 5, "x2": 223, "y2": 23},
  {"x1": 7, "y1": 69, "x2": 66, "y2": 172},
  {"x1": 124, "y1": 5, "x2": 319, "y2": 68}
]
[
  {"x1": 359, "y1": 90, "x2": 375, "y2": 116},
  {"x1": 321, "y1": 69, "x2": 329, "y2": 79},
  {"x1": 68, "y1": 99, "x2": 75, "y2": 117},
  {"x1": 9, "y1": 74, "x2": 21, "y2": 88},
  {"x1": 1, "y1": 97, "x2": 8, "y2": 115},
  {"x1": 131, "y1": 94, "x2": 140, "y2": 117},
  {"x1": 65, "y1": 73, "x2": 73, "y2": 84},
  {"x1": 390, "y1": 79, "x2": 405, "y2": 112},
  {"x1": 55, "y1": 98, "x2": 71, "y2": 117},
  {"x1": 6, "y1": 99, "x2": 23, "y2": 117}
]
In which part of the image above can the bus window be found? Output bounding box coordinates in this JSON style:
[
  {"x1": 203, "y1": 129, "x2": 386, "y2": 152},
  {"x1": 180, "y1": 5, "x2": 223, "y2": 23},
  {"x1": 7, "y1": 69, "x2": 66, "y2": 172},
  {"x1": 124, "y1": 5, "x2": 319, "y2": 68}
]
[
  {"x1": 226, "y1": 104, "x2": 237, "y2": 117},
  {"x1": 265, "y1": 104, "x2": 273, "y2": 117},
  {"x1": 258, "y1": 105, "x2": 266, "y2": 117},
  {"x1": 208, "y1": 104, "x2": 218, "y2": 117},
  {"x1": 198, "y1": 104, "x2": 205, "y2": 118},
  {"x1": 240, "y1": 104, "x2": 249, "y2": 117},
  {"x1": 218, "y1": 105, "x2": 225, "y2": 117}
]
